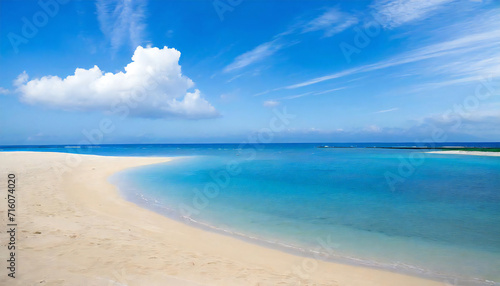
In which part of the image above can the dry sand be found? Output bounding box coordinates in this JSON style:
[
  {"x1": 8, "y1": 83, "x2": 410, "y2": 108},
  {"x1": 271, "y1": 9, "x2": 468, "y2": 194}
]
[
  {"x1": 427, "y1": 150, "x2": 500, "y2": 157},
  {"x1": 0, "y1": 152, "x2": 447, "y2": 286}
]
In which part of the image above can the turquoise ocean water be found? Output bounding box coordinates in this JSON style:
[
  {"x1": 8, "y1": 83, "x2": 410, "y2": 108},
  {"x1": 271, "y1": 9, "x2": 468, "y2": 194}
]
[{"x1": 2, "y1": 143, "x2": 500, "y2": 284}]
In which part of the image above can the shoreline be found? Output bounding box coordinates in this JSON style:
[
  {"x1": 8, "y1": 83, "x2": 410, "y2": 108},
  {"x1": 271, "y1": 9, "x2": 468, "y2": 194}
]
[
  {"x1": 0, "y1": 151, "x2": 447, "y2": 285},
  {"x1": 116, "y1": 178, "x2": 481, "y2": 285},
  {"x1": 427, "y1": 150, "x2": 500, "y2": 157}
]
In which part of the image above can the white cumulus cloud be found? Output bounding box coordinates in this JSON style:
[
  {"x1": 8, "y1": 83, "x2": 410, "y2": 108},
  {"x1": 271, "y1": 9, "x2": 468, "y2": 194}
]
[{"x1": 15, "y1": 46, "x2": 219, "y2": 119}]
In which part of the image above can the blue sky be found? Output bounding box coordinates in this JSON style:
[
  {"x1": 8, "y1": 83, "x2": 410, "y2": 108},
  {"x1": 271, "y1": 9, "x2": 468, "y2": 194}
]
[{"x1": 0, "y1": 0, "x2": 499, "y2": 145}]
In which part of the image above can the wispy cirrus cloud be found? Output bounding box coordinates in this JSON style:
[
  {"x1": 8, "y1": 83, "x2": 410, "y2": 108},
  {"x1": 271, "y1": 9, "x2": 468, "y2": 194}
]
[
  {"x1": 410, "y1": 54, "x2": 500, "y2": 92},
  {"x1": 223, "y1": 39, "x2": 284, "y2": 73},
  {"x1": 374, "y1": 107, "x2": 399, "y2": 114},
  {"x1": 223, "y1": 7, "x2": 357, "y2": 73},
  {"x1": 277, "y1": 86, "x2": 348, "y2": 100},
  {"x1": 302, "y1": 8, "x2": 358, "y2": 37},
  {"x1": 225, "y1": 0, "x2": 458, "y2": 74},
  {"x1": 96, "y1": 0, "x2": 147, "y2": 53},
  {"x1": 372, "y1": 0, "x2": 456, "y2": 28},
  {"x1": 273, "y1": 15, "x2": 500, "y2": 92}
]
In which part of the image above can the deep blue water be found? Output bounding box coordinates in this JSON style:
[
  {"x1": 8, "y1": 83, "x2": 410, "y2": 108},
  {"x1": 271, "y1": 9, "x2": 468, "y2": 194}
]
[
  {"x1": 2, "y1": 142, "x2": 500, "y2": 156},
  {"x1": 2, "y1": 143, "x2": 500, "y2": 284}
]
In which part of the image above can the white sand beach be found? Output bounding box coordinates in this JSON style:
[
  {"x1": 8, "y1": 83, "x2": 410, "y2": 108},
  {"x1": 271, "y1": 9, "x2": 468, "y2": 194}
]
[
  {"x1": 0, "y1": 152, "x2": 447, "y2": 286},
  {"x1": 427, "y1": 151, "x2": 500, "y2": 157}
]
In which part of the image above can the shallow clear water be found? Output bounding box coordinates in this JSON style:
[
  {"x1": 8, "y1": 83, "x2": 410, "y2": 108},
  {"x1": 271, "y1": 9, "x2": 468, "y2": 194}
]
[
  {"x1": 109, "y1": 146, "x2": 500, "y2": 285},
  {"x1": 3, "y1": 143, "x2": 500, "y2": 284}
]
